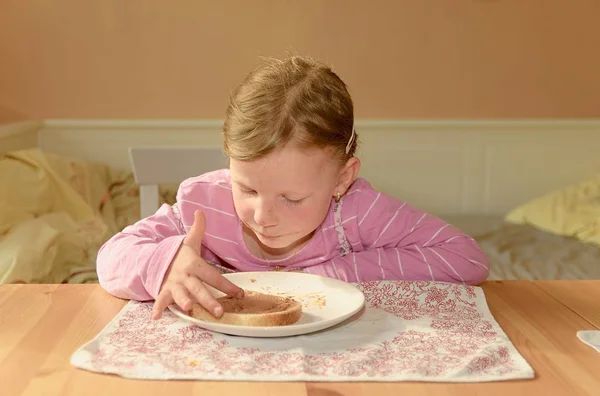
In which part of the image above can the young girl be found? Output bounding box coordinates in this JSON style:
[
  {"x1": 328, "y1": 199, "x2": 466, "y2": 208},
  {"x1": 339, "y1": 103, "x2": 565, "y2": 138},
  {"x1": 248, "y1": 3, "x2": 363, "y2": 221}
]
[{"x1": 96, "y1": 55, "x2": 490, "y2": 320}]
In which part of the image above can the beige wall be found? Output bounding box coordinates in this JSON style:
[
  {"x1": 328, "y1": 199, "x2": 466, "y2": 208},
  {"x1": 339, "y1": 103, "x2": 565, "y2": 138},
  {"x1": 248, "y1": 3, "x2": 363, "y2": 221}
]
[
  {"x1": 1, "y1": 0, "x2": 599, "y2": 119},
  {"x1": 0, "y1": 104, "x2": 29, "y2": 124}
]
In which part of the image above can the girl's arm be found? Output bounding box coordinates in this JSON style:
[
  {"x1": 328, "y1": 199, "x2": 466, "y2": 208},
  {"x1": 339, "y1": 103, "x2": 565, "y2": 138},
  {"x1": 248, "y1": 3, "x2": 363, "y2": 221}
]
[{"x1": 96, "y1": 202, "x2": 187, "y2": 301}]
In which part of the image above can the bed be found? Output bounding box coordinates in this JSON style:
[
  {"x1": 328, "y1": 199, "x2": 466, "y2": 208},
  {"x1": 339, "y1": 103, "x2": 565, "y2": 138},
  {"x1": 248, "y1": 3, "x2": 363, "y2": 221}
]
[
  {"x1": 443, "y1": 215, "x2": 600, "y2": 281},
  {"x1": 447, "y1": 171, "x2": 600, "y2": 280},
  {"x1": 1, "y1": 119, "x2": 599, "y2": 284},
  {"x1": 0, "y1": 141, "x2": 176, "y2": 284}
]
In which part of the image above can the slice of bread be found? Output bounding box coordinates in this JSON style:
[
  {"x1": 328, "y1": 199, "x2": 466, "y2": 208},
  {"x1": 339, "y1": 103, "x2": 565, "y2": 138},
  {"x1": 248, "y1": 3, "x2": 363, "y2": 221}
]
[{"x1": 188, "y1": 290, "x2": 302, "y2": 327}]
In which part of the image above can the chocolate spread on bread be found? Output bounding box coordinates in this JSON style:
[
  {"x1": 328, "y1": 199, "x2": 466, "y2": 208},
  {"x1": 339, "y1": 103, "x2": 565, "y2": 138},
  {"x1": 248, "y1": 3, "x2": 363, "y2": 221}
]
[
  {"x1": 188, "y1": 290, "x2": 303, "y2": 326},
  {"x1": 219, "y1": 294, "x2": 296, "y2": 314}
]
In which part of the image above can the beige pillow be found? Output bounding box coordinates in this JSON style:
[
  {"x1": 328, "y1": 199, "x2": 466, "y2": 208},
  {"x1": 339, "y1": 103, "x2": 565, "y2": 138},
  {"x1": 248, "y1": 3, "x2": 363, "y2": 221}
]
[{"x1": 505, "y1": 174, "x2": 600, "y2": 247}]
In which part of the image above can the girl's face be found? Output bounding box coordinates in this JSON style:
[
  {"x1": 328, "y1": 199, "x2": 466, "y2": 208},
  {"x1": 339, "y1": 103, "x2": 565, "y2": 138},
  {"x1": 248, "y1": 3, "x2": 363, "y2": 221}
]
[{"x1": 230, "y1": 145, "x2": 357, "y2": 257}]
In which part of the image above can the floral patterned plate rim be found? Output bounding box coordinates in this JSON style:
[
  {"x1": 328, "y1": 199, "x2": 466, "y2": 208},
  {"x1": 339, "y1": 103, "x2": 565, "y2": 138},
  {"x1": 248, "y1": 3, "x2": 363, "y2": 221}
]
[{"x1": 167, "y1": 271, "x2": 366, "y2": 338}]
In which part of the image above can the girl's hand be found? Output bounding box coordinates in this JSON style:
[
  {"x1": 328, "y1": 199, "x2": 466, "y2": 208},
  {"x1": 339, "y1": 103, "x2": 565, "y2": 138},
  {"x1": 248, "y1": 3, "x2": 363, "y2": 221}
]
[{"x1": 152, "y1": 210, "x2": 244, "y2": 320}]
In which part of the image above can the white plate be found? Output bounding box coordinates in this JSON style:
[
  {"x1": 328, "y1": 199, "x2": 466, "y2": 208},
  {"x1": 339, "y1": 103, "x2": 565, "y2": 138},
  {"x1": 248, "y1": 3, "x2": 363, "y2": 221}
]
[{"x1": 168, "y1": 271, "x2": 365, "y2": 338}]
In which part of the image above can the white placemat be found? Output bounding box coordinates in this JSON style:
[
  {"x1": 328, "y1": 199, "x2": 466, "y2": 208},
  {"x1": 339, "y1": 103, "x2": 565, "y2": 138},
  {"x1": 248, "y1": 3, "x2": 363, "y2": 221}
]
[
  {"x1": 71, "y1": 280, "x2": 534, "y2": 382},
  {"x1": 577, "y1": 331, "x2": 600, "y2": 353}
]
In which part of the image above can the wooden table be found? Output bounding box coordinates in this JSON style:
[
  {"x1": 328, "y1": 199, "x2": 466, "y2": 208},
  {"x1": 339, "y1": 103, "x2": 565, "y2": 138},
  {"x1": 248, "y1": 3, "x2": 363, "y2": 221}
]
[{"x1": 1, "y1": 281, "x2": 599, "y2": 396}]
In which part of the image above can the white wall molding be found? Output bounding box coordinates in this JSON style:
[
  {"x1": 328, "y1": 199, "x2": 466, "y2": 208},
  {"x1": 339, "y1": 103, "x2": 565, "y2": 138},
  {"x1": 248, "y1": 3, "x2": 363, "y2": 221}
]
[{"x1": 34, "y1": 118, "x2": 600, "y2": 216}]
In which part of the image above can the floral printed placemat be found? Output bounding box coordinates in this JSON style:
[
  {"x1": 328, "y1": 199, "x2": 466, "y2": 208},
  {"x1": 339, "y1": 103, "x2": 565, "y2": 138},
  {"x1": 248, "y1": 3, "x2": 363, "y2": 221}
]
[{"x1": 71, "y1": 280, "x2": 534, "y2": 382}]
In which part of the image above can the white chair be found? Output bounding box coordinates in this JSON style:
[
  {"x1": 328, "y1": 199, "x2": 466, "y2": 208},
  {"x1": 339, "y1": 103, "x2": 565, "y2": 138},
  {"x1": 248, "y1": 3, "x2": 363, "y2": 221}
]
[{"x1": 129, "y1": 147, "x2": 228, "y2": 219}]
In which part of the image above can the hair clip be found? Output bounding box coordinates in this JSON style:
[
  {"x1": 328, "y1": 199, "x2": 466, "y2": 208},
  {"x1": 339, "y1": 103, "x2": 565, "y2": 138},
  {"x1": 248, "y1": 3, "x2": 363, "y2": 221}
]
[{"x1": 345, "y1": 123, "x2": 355, "y2": 155}]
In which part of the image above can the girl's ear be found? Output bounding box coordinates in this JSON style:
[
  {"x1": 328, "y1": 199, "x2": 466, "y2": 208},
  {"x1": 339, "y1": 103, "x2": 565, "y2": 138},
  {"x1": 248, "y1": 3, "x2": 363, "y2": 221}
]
[{"x1": 335, "y1": 157, "x2": 361, "y2": 196}]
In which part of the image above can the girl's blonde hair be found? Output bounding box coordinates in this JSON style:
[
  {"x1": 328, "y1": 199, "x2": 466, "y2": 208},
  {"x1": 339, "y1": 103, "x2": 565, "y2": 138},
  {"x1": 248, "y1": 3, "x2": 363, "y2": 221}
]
[{"x1": 223, "y1": 55, "x2": 357, "y2": 164}]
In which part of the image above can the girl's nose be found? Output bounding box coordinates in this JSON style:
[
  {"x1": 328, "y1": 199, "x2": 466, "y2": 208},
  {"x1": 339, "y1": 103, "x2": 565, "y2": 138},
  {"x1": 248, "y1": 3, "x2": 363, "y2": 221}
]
[{"x1": 253, "y1": 200, "x2": 277, "y2": 228}]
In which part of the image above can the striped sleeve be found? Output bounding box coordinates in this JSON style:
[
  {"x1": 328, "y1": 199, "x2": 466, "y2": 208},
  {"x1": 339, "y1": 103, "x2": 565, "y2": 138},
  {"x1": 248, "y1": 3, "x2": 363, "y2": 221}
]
[
  {"x1": 96, "y1": 200, "x2": 187, "y2": 301},
  {"x1": 307, "y1": 184, "x2": 490, "y2": 284},
  {"x1": 95, "y1": 173, "x2": 221, "y2": 301},
  {"x1": 96, "y1": 170, "x2": 240, "y2": 301}
]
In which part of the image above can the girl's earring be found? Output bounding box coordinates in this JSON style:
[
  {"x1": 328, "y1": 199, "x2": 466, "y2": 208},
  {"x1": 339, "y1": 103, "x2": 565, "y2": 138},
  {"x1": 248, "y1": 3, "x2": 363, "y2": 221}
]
[{"x1": 335, "y1": 191, "x2": 341, "y2": 202}]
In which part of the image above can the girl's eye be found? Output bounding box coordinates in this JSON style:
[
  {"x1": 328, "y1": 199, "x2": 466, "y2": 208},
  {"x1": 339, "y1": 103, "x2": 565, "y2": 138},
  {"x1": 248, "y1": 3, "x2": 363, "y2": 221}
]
[
  {"x1": 284, "y1": 197, "x2": 304, "y2": 207},
  {"x1": 241, "y1": 189, "x2": 256, "y2": 197}
]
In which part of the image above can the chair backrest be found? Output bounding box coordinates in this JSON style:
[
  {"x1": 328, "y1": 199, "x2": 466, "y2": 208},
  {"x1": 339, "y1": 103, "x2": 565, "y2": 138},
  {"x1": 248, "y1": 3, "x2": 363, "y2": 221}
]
[{"x1": 129, "y1": 147, "x2": 228, "y2": 219}]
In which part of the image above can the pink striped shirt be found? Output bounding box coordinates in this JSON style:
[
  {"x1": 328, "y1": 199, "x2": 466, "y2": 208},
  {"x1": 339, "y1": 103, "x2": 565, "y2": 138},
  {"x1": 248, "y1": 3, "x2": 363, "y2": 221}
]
[{"x1": 97, "y1": 169, "x2": 490, "y2": 301}]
